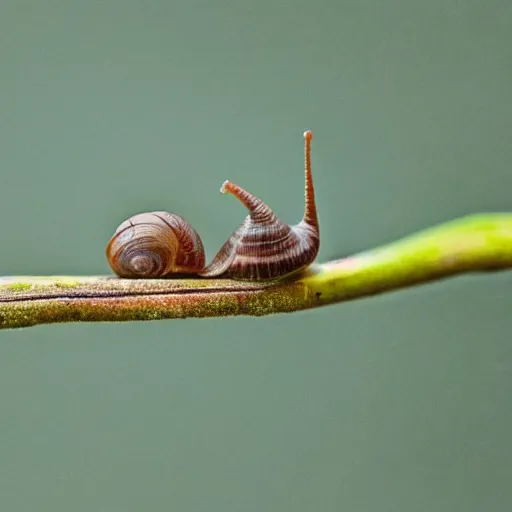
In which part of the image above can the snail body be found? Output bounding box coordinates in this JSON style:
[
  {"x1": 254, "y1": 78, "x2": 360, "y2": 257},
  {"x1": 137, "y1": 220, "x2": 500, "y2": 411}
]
[{"x1": 106, "y1": 130, "x2": 320, "y2": 281}]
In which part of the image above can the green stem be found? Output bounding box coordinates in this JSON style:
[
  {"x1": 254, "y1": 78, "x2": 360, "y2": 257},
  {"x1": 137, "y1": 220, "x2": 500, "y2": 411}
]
[{"x1": 1, "y1": 213, "x2": 511, "y2": 330}]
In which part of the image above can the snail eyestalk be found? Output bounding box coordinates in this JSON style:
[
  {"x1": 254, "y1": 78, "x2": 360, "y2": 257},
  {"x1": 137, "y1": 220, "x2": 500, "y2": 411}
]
[
  {"x1": 302, "y1": 130, "x2": 318, "y2": 231},
  {"x1": 219, "y1": 180, "x2": 271, "y2": 223}
]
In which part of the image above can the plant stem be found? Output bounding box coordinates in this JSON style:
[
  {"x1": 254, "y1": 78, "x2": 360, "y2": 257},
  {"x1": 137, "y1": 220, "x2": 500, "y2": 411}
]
[{"x1": 1, "y1": 213, "x2": 511, "y2": 330}]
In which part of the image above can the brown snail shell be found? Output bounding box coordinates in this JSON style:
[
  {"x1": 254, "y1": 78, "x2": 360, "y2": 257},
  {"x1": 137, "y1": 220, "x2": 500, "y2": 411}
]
[
  {"x1": 106, "y1": 130, "x2": 319, "y2": 281},
  {"x1": 106, "y1": 211, "x2": 205, "y2": 278}
]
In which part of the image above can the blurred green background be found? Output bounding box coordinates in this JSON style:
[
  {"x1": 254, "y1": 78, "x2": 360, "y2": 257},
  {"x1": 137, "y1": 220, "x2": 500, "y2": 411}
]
[{"x1": 1, "y1": 1, "x2": 511, "y2": 510}]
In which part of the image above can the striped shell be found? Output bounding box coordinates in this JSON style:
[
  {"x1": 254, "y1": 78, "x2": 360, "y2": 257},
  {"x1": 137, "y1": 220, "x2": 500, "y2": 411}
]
[
  {"x1": 199, "y1": 130, "x2": 319, "y2": 280},
  {"x1": 106, "y1": 211, "x2": 205, "y2": 278}
]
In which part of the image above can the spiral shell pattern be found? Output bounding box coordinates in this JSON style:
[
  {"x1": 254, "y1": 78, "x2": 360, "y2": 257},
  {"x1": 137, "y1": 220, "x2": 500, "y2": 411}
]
[{"x1": 106, "y1": 211, "x2": 205, "y2": 278}]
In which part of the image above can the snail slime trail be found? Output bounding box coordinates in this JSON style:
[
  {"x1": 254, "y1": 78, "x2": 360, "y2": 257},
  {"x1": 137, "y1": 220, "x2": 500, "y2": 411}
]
[{"x1": 106, "y1": 130, "x2": 320, "y2": 281}]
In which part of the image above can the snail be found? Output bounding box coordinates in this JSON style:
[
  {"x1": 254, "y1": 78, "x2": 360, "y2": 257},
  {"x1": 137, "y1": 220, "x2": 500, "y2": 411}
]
[{"x1": 106, "y1": 130, "x2": 320, "y2": 281}]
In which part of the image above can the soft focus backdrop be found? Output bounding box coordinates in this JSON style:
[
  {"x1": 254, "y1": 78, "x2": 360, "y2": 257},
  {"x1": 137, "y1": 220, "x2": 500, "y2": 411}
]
[{"x1": 1, "y1": 1, "x2": 511, "y2": 511}]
